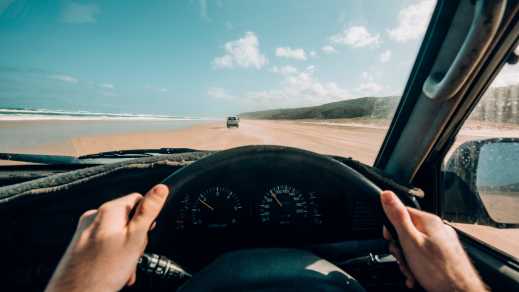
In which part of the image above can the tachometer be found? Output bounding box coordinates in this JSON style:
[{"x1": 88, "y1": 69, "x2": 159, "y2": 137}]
[
  {"x1": 191, "y1": 186, "x2": 244, "y2": 229},
  {"x1": 257, "y1": 185, "x2": 321, "y2": 225}
]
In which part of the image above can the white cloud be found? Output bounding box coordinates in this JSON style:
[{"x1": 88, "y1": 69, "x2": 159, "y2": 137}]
[
  {"x1": 357, "y1": 82, "x2": 383, "y2": 94},
  {"x1": 491, "y1": 64, "x2": 519, "y2": 88},
  {"x1": 270, "y1": 65, "x2": 298, "y2": 76},
  {"x1": 379, "y1": 50, "x2": 392, "y2": 63},
  {"x1": 208, "y1": 87, "x2": 234, "y2": 100},
  {"x1": 387, "y1": 0, "x2": 436, "y2": 42},
  {"x1": 212, "y1": 32, "x2": 268, "y2": 69},
  {"x1": 321, "y1": 45, "x2": 337, "y2": 54},
  {"x1": 50, "y1": 74, "x2": 78, "y2": 83},
  {"x1": 309, "y1": 51, "x2": 317, "y2": 58},
  {"x1": 330, "y1": 25, "x2": 381, "y2": 48},
  {"x1": 356, "y1": 71, "x2": 384, "y2": 95},
  {"x1": 244, "y1": 65, "x2": 351, "y2": 107},
  {"x1": 61, "y1": 2, "x2": 99, "y2": 24},
  {"x1": 145, "y1": 85, "x2": 168, "y2": 93},
  {"x1": 216, "y1": 73, "x2": 351, "y2": 109},
  {"x1": 99, "y1": 83, "x2": 114, "y2": 89},
  {"x1": 213, "y1": 55, "x2": 233, "y2": 68},
  {"x1": 275, "y1": 47, "x2": 307, "y2": 61}
]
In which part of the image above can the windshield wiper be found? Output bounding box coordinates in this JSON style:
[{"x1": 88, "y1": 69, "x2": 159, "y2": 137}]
[
  {"x1": 0, "y1": 148, "x2": 201, "y2": 165},
  {"x1": 77, "y1": 148, "x2": 199, "y2": 159},
  {"x1": 0, "y1": 153, "x2": 82, "y2": 165}
]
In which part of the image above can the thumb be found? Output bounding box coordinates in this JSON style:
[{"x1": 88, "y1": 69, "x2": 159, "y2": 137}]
[
  {"x1": 380, "y1": 191, "x2": 419, "y2": 240},
  {"x1": 129, "y1": 184, "x2": 169, "y2": 233}
]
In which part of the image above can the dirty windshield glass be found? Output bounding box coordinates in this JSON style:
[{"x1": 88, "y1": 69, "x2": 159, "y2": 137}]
[{"x1": 0, "y1": 0, "x2": 436, "y2": 164}]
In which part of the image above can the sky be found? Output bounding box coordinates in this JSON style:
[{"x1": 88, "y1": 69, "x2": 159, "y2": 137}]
[
  {"x1": 0, "y1": 0, "x2": 439, "y2": 116},
  {"x1": 477, "y1": 142, "x2": 519, "y2": 187}
]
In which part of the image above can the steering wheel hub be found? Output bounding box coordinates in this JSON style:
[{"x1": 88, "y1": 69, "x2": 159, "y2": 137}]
[{"x1": 179, "y1": 249, "x2": 365, "y2": 292}]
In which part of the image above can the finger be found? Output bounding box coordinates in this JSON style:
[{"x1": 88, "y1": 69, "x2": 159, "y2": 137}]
[
  {"x1": 388, "y1": 243, "x2": 410, "y2": 274},
  {"x1": 130, "y1": 184, "x2": 169, "y2": 232},
  {"x1": 383, "y1": 226, "x2": 393, "y2": 240},
  {"x1": 96, "y1": 193, "x2": 143, "y2": 229},
  {"x1": 380, "y1": 191, "x2": 419, "y2": 240},
  {"x1": 102, "y1": 192, "x2": 143, "y2": 211},
  {"x1": 388, "y1": 243, "x2": 415, "y2": 286},
  {"x1": 78, "y1": 209, "x2": 98, "y2": 228},
  {"x1": 407, "y1": 207, "x2": 444, "y2": 234},
  {"x1": 399, "y1": 262, "x2": 415, "y2": 286},
  {"x1": 126, "y1": 271, "x2": 136, "y2": 286},
  {"x1": 406, "y1": 278, "x2": 416, "y2": 289},
  {"x1": 388, "y1": 242, "x2": 405, "y2": 267}
]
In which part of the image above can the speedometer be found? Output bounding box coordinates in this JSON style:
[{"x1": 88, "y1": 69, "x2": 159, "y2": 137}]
[
  {"x1": 257, "y1": 185, "x2": 321, "y2": 225},
  {"x1": 191, "y1": 186, "x2": 244, "y2": 229}
]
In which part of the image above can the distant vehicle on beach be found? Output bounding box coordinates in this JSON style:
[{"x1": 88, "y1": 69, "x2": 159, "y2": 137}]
[{"x1": 226, "y1": 116, "x2": 239, "y2": 128}]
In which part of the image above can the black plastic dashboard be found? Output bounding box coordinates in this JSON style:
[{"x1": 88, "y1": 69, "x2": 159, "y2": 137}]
[{"x1": 0, "y1": 149, "x2": 415, "y2": 291}]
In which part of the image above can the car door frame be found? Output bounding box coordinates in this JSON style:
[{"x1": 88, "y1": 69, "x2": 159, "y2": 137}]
[{"x1": 374, "y1": 0, "x2": 519, "y2": 289}]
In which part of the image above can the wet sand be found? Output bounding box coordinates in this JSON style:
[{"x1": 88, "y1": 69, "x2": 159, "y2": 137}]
[
  {"x1": 2, "y1": 118, "x2": 519, "y2": 258},
  {"x1": 0, "y1": 119, "x2": 209, "y2": 152}
]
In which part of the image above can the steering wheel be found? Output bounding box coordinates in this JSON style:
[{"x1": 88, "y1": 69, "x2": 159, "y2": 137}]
[{"x1": 149, "y1": 145, "x2": 407, "y2": 291}]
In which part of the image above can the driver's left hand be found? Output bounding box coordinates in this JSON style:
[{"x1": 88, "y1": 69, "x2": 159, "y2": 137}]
[{"x1": 45, "y1": 184, "x2": 169, "y2": 292}]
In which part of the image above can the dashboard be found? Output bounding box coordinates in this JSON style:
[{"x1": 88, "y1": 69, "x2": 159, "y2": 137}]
[{"x1": 0, "y1": 147, "x2": 411, "y2": 291}]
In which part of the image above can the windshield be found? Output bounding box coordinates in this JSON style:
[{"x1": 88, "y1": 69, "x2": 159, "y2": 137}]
[{"x1": 0, "y1": 0, "x2": 436, "y2": 165}]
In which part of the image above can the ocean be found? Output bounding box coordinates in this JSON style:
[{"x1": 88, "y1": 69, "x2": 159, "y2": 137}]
[
  {"x1": 0, "y1": 108, "x2": 217, "y2": 152},
  {"x1": 0, "y1": 108, "x2": 213, "y2": 121}
]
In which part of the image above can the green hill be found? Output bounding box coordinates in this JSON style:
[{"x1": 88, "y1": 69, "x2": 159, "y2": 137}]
[
  {"x1": 241, "y1": 84, "x2": 519, "y2": 123},
  {"x1": 241, "y1": 96, "x2": 400, "y2": 120}
]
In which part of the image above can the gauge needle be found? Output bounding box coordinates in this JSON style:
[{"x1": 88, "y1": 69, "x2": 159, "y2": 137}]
[
  {"x1": 270, "y1": 191, "x2": 283, "y2": 207},
  {"x1": 199, "y1": 199, "x2": 214, "y2": 211}
]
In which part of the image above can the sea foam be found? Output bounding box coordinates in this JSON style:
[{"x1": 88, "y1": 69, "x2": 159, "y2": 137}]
[{"x1": 0, "y1": 108, "x2": 213, "y2": 121}]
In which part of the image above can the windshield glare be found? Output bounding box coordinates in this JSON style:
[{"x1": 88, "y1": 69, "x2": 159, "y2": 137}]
[{"x1": 0, "y1": 0, "x2": 437, "y2": 165}]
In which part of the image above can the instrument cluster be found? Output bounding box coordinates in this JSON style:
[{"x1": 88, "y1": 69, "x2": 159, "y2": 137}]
[{"x1": 174, "y1": 184, "x2": 323, "y2": 231}]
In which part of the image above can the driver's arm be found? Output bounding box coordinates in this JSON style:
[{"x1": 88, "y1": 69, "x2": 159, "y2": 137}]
[
  {"x1": 45, "y1": 184, "x2": 169, "y2": 292},
  {"x1": 381, "y1": 191, "x2": 488, "y2": 292}
]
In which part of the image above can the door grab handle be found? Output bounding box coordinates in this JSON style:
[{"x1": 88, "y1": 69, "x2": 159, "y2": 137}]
[{"x1": 423, "y1": 0, "x2": 506, "y2": 101}]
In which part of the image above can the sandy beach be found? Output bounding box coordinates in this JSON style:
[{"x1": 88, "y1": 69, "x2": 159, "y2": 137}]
[
  {"x1": 8, "y1": 119, "x2": 389, "y2": 164},
  {"x1": 5, "y1": 118, "x2": 509, "y2": 164},
  {"x1": 1, "y1": 118, "x2": 518, "y2": 258}
]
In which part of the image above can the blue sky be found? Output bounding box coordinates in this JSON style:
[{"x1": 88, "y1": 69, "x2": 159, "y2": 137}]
[{"x1": 0, "y1": 0, "x2": 436, "y2": 116}]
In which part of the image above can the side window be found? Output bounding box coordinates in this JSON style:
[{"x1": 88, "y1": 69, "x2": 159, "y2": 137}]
[{"x1": 442, "y1": 59, "x2": 519, "y2": 260}]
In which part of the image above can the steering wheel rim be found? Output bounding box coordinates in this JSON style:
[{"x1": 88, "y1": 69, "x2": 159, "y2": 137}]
[
  {"x1": 151, "y1": 145, "x2": 396, "y2": 242},
  {"x1": 148, "y1": 145, "x2": 399, "y2": 291}
]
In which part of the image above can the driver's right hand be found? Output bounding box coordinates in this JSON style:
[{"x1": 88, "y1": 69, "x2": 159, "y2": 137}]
[{"x1": 381, "y1": 191, "x2": 487, "y2": 292}]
